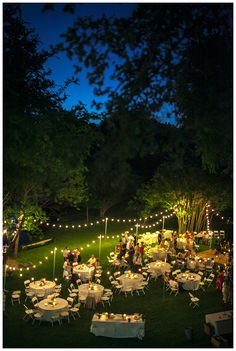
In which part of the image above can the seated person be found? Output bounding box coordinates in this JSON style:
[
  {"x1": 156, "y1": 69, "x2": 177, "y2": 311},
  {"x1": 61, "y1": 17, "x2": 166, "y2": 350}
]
[{"x1": 87, "y1": 254, "x2": 97, "y2": 267}]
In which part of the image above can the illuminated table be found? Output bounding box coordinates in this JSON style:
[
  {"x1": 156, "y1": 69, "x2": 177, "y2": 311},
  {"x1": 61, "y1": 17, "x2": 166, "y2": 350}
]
[
  {"x1": 73, "y1": 264, "x2": 95, "y2": 282},
  {"x1": 37, "y1": 297, "x2": 68, "y2": 321},
  {"x1": 205, "y1": 310, "x2": 233, "y2": 336},
  {"x1": 90, "y1": 313, "x2": 145, "y2": 339},
  {"x1": 149, "y1": 247, "x2": 168, "y2": 261},
  {"x1": 79, "y1": 283, "x2": 104, "y2": 302},
  {"x1": 176, "y1": 238, "x2": 187, "y2": 250},
  {"x1": 29, "y1": 280, "x2": 56, "y2": 297},
  {"x1": 148, "y1": 261, "x2": 171, "y2": 276},
  {"x1": 176, "y1": 272, "x2": 201, "y2": 291},
  {"x1": 118, "y1": 273, "x2": 144, "y2": 290}
]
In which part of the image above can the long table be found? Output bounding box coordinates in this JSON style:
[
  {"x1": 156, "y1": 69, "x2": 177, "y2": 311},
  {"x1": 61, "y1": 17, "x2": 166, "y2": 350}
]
[
  {"x1": 205, "y1": 310, "x2": 233, "y2": 336},
  {"x1": 90, "y1": 313, "x2": 145, "y2": 339}
]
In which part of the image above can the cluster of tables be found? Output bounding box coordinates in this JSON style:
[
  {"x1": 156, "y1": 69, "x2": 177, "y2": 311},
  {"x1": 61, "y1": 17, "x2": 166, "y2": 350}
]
[{"x1": 90, "y1": 313, "x2": 145, "y2": 339}]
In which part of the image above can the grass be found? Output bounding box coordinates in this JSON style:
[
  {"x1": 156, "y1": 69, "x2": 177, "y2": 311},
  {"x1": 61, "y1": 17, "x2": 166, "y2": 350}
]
[{"x1": 3, "y1": 219, "x2": 232, "y2": 348}]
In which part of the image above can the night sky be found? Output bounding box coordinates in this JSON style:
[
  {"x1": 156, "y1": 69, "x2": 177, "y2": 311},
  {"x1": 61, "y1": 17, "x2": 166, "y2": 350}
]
[{"x1": 21, "y1": 3, "x2": 137, "y2": 112}]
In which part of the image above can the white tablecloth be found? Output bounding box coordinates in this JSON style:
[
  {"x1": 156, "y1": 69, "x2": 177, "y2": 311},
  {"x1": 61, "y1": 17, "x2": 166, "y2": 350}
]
[
  {"x1": 79, "y1": 283, "x2": 104, "y2": 302},
  {"x1": 90, "y1": 314, "x2": 145, "y2": 339},
  {"x1": 205, "y1": 310, "x2": 233, "y2": 336},
  {"x1": 148, "y1": 261, "x2": 171, "y2": 276},
  {"x1": 73, "y1": 264, "x2": 95, "y2": 282},
  {"x1": 118, "y1": 273, "x2": 144, "y2": 289},
  {"x1": 149, "y1": 248, "x2": 168, "y2": 261},
  {"x1": 176, "y1": 272, "x2": 201, "y2": 291},
  {"x1": 37, "y1": 297, "x2": 68, "y2": 321},
  {"x1": 29, "y1": 280, "x2": 56, "y2": 297}
]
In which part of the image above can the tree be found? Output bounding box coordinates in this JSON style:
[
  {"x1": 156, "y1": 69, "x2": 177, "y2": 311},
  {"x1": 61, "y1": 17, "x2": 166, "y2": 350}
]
[
  {"x1": 55, "y1": 3, "x2": 232, "y2": 175},
  {"x1": 135, "y1": 165, "x2": 232, "y2": 233}
]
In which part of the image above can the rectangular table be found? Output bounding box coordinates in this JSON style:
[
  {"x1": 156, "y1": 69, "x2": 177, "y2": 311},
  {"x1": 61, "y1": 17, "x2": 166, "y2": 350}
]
[
  {"x1": 205, "y1": 310, "x2": 233, "y2": 336},
  {"x1": 90, "y1": 313, "x2": 145, "y2": 339}
]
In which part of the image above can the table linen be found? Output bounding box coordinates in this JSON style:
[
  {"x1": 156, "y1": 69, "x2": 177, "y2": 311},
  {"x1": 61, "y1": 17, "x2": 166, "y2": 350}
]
[
  {"x1": 37, "y1": 297, "x2": 68, "y2": 321},
  {"x1": 29, "y1": 280, "x2": 56, "y2": 297},
  {"x1": 79, "y1": 283, "x2": 104, "y2": 302},
  {"x1": 118, "y1": 273, "x2": 144, "y2": 290},
  {"x1": 176, "y1": 272, "x2": 201, "y2": 291},
  {"x1": 205, "y1": 310, "x2": 233, "y2": 336},
  {"x1": 73, "y1": 264, "x2": 95, "y2": 282},
  {"x1": 90, "y1": 313, "x2": 145, "y2": 339},
  {"x1": 148, "y1": 261, "x2": 171, "y2": 276}
]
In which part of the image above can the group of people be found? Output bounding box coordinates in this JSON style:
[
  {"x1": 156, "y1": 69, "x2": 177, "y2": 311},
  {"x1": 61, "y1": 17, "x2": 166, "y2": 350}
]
[
  {"x1": 62, "y1": 246, "x2": 100, "y2": 277},
  {"x1": 113, "y1": 234, "x2": 145, "y2": 272}
]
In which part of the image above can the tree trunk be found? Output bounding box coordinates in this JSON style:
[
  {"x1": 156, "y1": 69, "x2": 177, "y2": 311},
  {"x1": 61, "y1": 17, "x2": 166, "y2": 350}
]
[{"x1": 14, "y1": 211, "x2": 25, "y2": 258}]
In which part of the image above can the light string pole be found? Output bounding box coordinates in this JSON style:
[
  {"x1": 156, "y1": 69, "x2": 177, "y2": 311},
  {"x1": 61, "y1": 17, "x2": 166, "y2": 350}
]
[
  {"x1": 104, "y1": 217, "x2": 108, "y2": 239},
  {"x1": 98, "y1": 235, "x2": 102, "y2": 262},
  {"x1": 162, "y1": 215, "x2": 165, "y2": 231},
  {"x1": 53, "y1": 247, "x2": 57, "y2": 280}
]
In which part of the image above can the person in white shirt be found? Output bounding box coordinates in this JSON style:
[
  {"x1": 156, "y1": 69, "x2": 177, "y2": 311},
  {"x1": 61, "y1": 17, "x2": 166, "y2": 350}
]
[{"x1": 87, "y1": 254, "x2": 97, "y2": 267}]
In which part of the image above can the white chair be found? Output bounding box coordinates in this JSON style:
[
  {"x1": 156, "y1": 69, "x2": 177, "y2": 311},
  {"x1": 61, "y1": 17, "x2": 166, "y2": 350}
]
[
  {"x1": 25, "y1": 291, "x2": 35, "y2": 302},
  {"x1": 11, "y1": 293, "x2": 20, "y2": 305},
  {"x1": 67, "y1": 288, "x2": 77, "y2": 300},
  {"x1": 121, "y1": 287, "x2": 133, "y2": 297},
  {"x1": 23, "y1": 304, "x2": 34, "y2": 321},
  {"x1": 189, "y1": 293, "x2": 199, "y2": 308},
  {"x1": 76, "y1": 279, "x2": 82, "y2": 286},
  {"x1": 50, "y1": 314, "x2": 62, "y2": 326},
  {"x1": 95, "y1": 278, "x2": 101, "y2": 284},
  {"x1": 114, "y1": 271, "x2": 121, "y2": 279},
  {"x1": 169, "y1": 284, "x2": 179, "y2": 296},
  {"x1": 142, "y1": 272, "x2": 148, "y2": 280},
  {"x1": 104, "y1": 291, "x2": 113, "y2": 301},
  {"x1": 70, "y1": 283, "x2": 79, "y2": 294},
  {"x1": 24, "y1": 280, "x2": 30, "y2": 288},
  {"x1": 205, "y1": 273, "x2": 215, "y2": 287},
  {"x1": 31, "y1": 296, "x2": 39, "y2": 308},
  {"x1": 32, "y1": 312, "x2": 44, "y2": 325},
  {"x1": 60, "y1": 311, "x2": 70, "y2": 323},
  {"x1": 36, "y1": 292, "x2": 45, "y2": 301},
  {"x1": 101, "y1": 295, "x2": 111, "y2": 307},
  {"x1": 199, "y1": 277, "x2": 207, "y2": 291},
  {"x1": 135, "y1": 285, "x2": 146, "y2": 295},
  {"x1": 78, "y1": 295, "x2": 87, "y2": 307}
]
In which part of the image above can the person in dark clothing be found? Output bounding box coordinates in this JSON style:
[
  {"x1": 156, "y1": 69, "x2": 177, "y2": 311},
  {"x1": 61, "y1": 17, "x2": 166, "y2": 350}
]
[
  {"x1": 128, "y1": 245, "x2": 135, "y2": 270},
  {"x1": 77, "y1": 250, "x2": 82, "y2": 264}
]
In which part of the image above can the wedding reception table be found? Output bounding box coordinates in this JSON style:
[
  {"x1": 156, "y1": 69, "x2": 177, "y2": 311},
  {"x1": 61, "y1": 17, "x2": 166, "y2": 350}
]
[
  {"x1": 118, "y1": 273, "x2": 144, "y2": 290},
  {"x1": 73, "y1": 264, "x2": 95, "y2": 282},
  {"x1": 149, "y1": 247, "x2": 168, "y2": 261},
  {"x1": 90, "y1": 313, "x2": 145, "y2": 339},
  {"x1": 148, "y1": 261, "x2": 171, "y2": 276},
  {"x1": 176, "y1": 238, "x2": 187, "y2": 250},
  {"x1": 205, "y1": 310, "x2": 233, "y2": 336},
  {"x1": 176, "y1": 272, "x2": 201, "y2": 291},
  {"x1": 79, "y1": 283, "x2": 104, "y2": 302},
  {"x1": 29, "y1": 279, "x2": 56, "y2": 297},
  {"x1": 37, "y1": 297, "x2": 68, "y2": 321}
]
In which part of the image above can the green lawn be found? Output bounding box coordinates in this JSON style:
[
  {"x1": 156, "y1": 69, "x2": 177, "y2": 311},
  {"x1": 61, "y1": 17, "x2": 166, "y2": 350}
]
[{"x1": 3, "y1": 221, "x2": 232, "y2": 348}]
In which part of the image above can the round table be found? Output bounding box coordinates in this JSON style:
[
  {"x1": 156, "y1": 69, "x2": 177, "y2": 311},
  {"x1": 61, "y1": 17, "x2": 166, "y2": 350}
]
[
  {"x1": 37, "y1": 297, "x2": 68, "y2": 321},
  {"x1": 79, "y1": 283, "x2": 104, "y2": 302},
  {"x1": 176, "y1": 272, "x2": 201, "y2": 291},
  {"x1": 29, "y1": 280, "x2": 56, "y2": 297},
  {"x1": 176, "y1": 239, "x2": 187, "y2": 250},
  {"x1": 148, "y1": 261, "x2": 171, "y2": 276},
  {"x1": 149, "y1": 248, "x2": 168, "y2": 261},
  {"x1": 73, "y1": 264, "x2": 95, "y2": 282},
  {"x1": 118, "y1": 273, "x2": 144, "y2": 289}
]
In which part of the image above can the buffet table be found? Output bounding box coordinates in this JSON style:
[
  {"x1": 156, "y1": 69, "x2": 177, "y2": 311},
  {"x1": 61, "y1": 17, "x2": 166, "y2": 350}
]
[
  {"x1": 73, "y1": 264, "x2": 95, "y2": 282},
  {"x1": 205, "y1": 310, "x2": 233, "y2": 336},
  {"x1": 118, "y1": 273, "x2": 144, "y2": 290},
  {"x1": 79, "y1": 283, "x2": 104, "y2": 302},
  {"x1": 90, "y1": 313, "x2": 145, "y2": 339},
  {"x1": 148, "y1": 261, "x2": 171, "y2": 276},
  {"x1": 37, "y1": 297, "x2": 68, "y2": 321},
  {"x1": 176, "y1": 272, "x2": 201, "y2": 291},
  {"x1": 29, "y1": 280, "x2": 56, "y2": 297}
]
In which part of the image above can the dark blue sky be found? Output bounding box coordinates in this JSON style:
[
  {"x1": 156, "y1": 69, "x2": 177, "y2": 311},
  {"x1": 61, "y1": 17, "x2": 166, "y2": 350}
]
[{"x1": 21, "y1": 3, "x2": 136, "y2": 112}]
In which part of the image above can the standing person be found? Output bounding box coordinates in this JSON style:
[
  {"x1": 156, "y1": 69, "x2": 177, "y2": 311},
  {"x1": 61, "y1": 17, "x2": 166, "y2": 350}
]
[
  {"x1": 133, "y1": 253, "x2": 142, "y2": 273},
  {"x1": 158, "y1": 233, "x2": 162, "y2": 245},
  {"x1": 68, "y1": 249, "x2": 74, "y2": 264},
  {"x1": 139, "y1": 242, "x2": 145, "y2": 263},
  {"x1": 77, "y1": 249, "x2": 82, "y2": 264},
  {"x1": 63, "y1": 246, "x2": 69, "y2": 261},
  {"x1": 128, "y1": 244, "x2": 135, "y2": 270},
  {"x1": 134, "y1": 242, "x2": 140, "y2": 254},
  {"x1": 216, "y1": 267, "x2": 224, "y2": 292}
]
